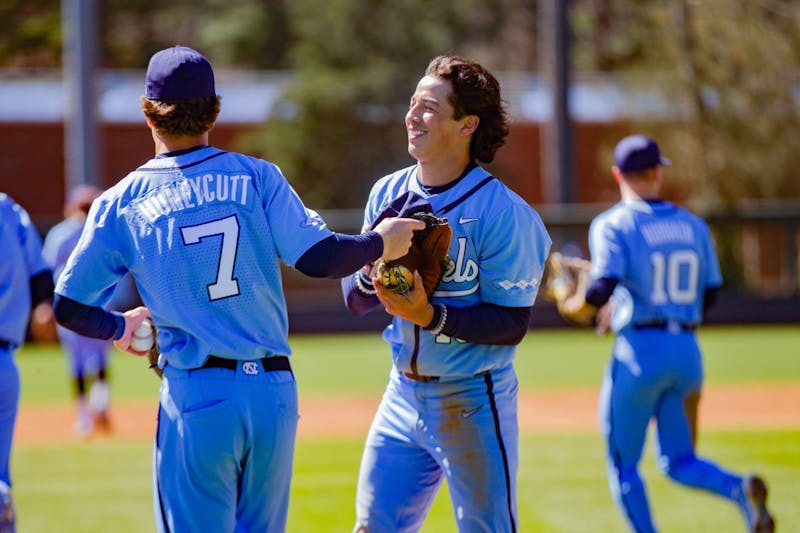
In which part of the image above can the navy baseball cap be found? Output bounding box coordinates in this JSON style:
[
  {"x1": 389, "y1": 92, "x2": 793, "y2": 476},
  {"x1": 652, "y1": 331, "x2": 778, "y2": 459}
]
[
  {"x1": 144, "y1": 45, "x2": 216, "y2": 100},
  {"x1": 614, "y1": 135, "x2": 671, "y2": 172}
]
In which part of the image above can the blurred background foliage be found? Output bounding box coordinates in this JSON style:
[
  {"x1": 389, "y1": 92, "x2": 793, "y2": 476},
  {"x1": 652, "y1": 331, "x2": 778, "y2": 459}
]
[{"x1": 1, "y1": 0, "x2": 798, "y2": 208}]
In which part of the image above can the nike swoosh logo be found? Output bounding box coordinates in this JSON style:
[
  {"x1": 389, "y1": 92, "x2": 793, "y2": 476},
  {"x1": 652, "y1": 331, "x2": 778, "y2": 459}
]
[
  {"x1": 459, "y1": 216, "x2": 479, "y2": 224},
  {"x1": 461, "y1": 406, "x2": 483, "y2": 419}
]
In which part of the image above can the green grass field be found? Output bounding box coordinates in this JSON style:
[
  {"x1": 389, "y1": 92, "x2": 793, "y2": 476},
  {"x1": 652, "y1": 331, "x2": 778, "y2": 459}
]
[{"x1": 10, "y1": 324, "x2": 800, "y2": 532}]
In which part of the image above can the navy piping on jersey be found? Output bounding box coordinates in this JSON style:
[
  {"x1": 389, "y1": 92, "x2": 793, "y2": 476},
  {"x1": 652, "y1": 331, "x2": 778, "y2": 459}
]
[
  {"x1": 416, "y1": 161, "x2": 477, "y2": 195},
  {"x1": 484, "y1": 372, "x2": 517, "y2": 533},
  {"x1": 409, "y1": 325, "x2": 422, "y2": 377},
  {"x1": 138, "y1": 148, "x2": 228, "y2": 172},
  {"x1": 407, "y1": 170, "x2": 496, "y2": 374}
]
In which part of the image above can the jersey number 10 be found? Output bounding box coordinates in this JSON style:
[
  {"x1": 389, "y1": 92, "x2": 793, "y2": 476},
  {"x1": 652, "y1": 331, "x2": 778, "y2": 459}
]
[{"x1": 650, "y1": 250, "x2": 699, "y2": 305}]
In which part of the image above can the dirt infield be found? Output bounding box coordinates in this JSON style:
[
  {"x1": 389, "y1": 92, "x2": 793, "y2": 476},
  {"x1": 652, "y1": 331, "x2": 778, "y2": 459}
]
[{"x1": 13, "y1": 383, "x2": 800, "y2": 444}]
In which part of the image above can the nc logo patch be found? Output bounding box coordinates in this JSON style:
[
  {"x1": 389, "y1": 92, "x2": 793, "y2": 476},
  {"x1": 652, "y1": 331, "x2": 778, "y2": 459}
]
[{"x1": 242, "y1": 361, "x2": 259, "y2": 375}]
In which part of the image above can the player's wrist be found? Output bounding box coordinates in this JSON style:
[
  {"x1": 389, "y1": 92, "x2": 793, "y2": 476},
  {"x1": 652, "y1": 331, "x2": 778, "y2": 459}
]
[
  {"x1": 424, "y1": 304, "x2": 446, "y2": 334},
  {"x1": 355, "y1": 270, "x2": 377, "y2": 296}
]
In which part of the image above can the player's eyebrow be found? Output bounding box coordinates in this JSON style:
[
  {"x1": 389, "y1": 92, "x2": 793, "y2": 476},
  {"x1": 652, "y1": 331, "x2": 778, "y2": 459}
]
[{"x1": 410, "y1": 95, "x2": 440, "y2": 109}]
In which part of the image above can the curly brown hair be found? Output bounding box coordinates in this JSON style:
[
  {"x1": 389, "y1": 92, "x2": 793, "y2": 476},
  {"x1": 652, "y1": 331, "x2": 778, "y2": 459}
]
[
  {"x1": 424, "y1": 55, "x2": 509, "y2": 163},
  {"x1": 140, "y1": 96, "x2": 221, "y2": 137}
]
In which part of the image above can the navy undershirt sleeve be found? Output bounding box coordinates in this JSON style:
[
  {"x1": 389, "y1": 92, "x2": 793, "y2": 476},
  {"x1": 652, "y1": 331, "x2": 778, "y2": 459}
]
[
  {"x1": 585, "y1": 277, "x2": 618, "y2": 307},
  {"x1": 30, "y1": 270, "x2": 55, "y2": 307},
  {"x1": 703, "y1": 287, "x2": 719, "y2": 312},
  {"x1": 429, "y1": 304, "x2": 532, "y2": 346},
  {"x1": 53, "y1": 293, "x2": 125, "y2": 340},
  {"x1": 295, "y1": 231, "x2": 383, "y2": 278}
]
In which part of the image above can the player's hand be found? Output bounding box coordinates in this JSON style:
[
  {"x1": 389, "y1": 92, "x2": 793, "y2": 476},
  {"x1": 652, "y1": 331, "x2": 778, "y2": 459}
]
[
  {"x1": 372, "y1": 217, "x2": 426, "y2": 262},
  {"x1": 374, "y1": 270, "x2": 434, "y2": 327},
  {"x1": 114, "y1": 306, "x2": 152, "y2": 356},
  {"x1": 594, "y1": 302, "x2": 612, "y2": 337}
]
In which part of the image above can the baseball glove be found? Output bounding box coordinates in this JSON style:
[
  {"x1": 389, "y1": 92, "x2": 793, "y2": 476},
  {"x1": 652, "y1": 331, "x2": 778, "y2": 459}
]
[
  {"x1": 544, "y1": 252, "x2": 597, "y2": 327},
  {"x1": 142, "y1": 322, "x2": 162, "y2": 379},
  {"x1": 375, "y1": 212, "x2": 452, "y2": 299}
]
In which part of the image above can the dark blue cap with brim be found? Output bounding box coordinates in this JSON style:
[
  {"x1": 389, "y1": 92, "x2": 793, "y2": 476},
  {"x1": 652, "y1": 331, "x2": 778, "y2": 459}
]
[
  {"x1": 614, "y1": 134, "x2": 671, "y2": 172},
  {"x1": 144, "y1": 45, "x2": 216, "y2": 100}
]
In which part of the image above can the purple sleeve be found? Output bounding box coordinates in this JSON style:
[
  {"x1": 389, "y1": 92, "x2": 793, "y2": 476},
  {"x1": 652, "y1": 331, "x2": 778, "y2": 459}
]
[{"x1": 341, "y1": 271, "x2": 382, "y2": 317}]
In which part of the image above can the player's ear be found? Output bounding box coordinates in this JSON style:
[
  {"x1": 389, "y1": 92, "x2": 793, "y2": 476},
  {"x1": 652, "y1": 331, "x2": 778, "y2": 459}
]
[
  {"x1": 460, "y1": 115, "x2": 479, "y2": 136},
  {"x1": 611, "y1": 166, "x2": 623, "y2": 185}
]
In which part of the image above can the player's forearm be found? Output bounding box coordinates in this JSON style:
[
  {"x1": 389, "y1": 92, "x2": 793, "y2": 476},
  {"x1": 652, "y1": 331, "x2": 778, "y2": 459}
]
[
  {"x1": 53, "y1": 293, "x2": 125, "y2": 340},
  {"x1": 29, "y1": 269, "x2": 55, "y2": 307},
  {"x1": 427, "y1": 303, "x2": 532, "y2": 345},
  {"x1": 585, "y1": 277, "x2": 618, "y2": 307},
  {"x1": 295, "y1": 232, "x2": 383, "y2": 278}
]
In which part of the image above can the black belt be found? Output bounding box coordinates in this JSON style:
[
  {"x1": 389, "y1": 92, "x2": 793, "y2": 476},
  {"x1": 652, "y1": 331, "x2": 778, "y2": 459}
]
[
  {"x1": 634, "y1": 322, "x2": 697, "y2": 331},
  {"x1": 403, "y1": 372, "x2": 440, "y2": 383},
  {"x1": 0, "y1": 339, "x2": 12, "y2": 351},
  {"x1": 403, "y1": 369, "x2": 490, "y2": 383},
  {"x1": 199, "y1": 355, "x2": 291, "y2": 372}
]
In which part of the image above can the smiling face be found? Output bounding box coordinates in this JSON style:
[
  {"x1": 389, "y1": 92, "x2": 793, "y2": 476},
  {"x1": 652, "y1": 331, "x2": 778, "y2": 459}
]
[{"x1": 405, "y1": 75, "x2": 475, "y2": 166}]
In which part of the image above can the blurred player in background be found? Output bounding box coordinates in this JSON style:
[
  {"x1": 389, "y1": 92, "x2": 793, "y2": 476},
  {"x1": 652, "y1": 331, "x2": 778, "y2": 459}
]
[
  {"x1": 52, "y1": 45, "x2": 422, "y2": 532},
  {"x1": 40, "y1": 185, "x2": 141, "y2": 436},
  {"x1": 342, "y1": 55, "x2": 551, "y2": 532},
  {"x1": 564, "y1": 134, "x2": 775, "y2": 532},
  {"x1": 0, "y1": 193, "x2": 55, "y2": 532}
]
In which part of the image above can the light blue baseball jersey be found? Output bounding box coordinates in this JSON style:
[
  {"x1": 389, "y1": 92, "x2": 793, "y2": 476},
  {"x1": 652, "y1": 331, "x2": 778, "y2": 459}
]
[
  {"x1": 42, "y1": 217, "x2": 84, "y2": 283},
  {"x1": 364, "y1": 164, "x2": 551, "y2": 378},
  {"x1": 588, "y1": 199, "x2": 722, "y2": 332},
  {"x1": 0, "y1": 193, "x2": 50, "y2": 346},
  {"x1": 56, "y1": 146, "x2": 333, "y2": 369}
]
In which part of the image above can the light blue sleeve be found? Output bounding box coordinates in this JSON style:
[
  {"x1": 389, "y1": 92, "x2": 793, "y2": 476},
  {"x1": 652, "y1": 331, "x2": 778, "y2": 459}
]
[
  {"x1": 479, "y1": 203, "x2": 551, "y2": 307},
  {"x1": 261, "y1": 165, "x2": 333, "y2": 267},
  {"x1": 700, "y1": 220, "x2": 723, "y2": 289},
  {"x1": 17, "y1": 202, "x2": 50, "y2": 278},
  {"x1": 55, "y1": 195, "x2": 131, "y2": 308},
  {"x1": 588, "y1": 212, "x2": 626, "y2": 281}
]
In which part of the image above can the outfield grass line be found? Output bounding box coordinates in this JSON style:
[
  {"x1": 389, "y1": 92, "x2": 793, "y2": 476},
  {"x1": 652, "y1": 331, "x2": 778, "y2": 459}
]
[{"x1": 14, "y1": 382, "x2": 800, "y2": 445}]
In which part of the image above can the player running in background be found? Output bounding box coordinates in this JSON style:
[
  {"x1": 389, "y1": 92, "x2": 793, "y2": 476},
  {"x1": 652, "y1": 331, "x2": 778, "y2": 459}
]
[
  {"x1": 564, "y1": 134, "x2": 775, "y2": 533},
  {"x1": 52, "y1": 45, "x2": 422, "y2": 532},
  {"x1": 342, "y1": 55, "x2": 551, "y2": 532},
  {"x1": 40, "y1": 185, "x2": 142, "y2": 436},
  {"x1": 0, "y1": 193, "x2": 55, "y2": 532}
]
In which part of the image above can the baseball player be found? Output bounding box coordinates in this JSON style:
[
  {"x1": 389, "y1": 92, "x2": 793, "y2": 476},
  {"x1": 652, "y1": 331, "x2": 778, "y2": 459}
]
[
  {"x1": 52, "y1": 45, "x2": 423, "y2": 532},
  {"x1": 342, "y1": 55, "x2": 551, "y2": 532},
  {"x1": 0, "y1": 193, "x2": 55, "y2": 532},
  {"x1": 41, "y1": 185, "x2": 119, "y2": 435},
  {"x1": 564, "y1": 135, "x2": 775, "y2": 532}
]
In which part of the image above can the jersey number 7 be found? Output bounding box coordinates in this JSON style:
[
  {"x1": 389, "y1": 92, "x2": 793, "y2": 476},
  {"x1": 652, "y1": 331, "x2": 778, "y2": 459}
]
[{"x1": 180, "y1": 215, "x2": 241, "y2": 301}]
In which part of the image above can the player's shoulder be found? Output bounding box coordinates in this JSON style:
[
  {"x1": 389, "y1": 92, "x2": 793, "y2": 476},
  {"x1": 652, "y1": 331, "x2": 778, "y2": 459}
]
[
  {"x1": 0, "y1": 192, "x2": 20, "y2": 212},
  {"x1": 0, "y1": 193, "x2": 32, "y2": 224},
  {"x1": 369, "y1": 164, "x2": 416, "y2": 198}
]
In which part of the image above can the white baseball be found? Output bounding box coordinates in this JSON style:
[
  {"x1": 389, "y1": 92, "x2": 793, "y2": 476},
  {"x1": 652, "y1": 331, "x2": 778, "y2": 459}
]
[{"x1": 130, "y1": 319, "x2": 154, "y2": 352}]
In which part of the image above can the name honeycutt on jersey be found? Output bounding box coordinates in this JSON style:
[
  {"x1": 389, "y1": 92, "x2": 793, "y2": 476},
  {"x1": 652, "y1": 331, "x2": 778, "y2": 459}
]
[{"x1": 132, "y1": 173, "x2": 254, "y2": 224}]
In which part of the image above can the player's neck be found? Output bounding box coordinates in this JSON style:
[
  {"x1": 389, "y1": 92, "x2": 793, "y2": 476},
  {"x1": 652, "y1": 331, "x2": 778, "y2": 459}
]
[
  {"x1": 416, "y1": 156, "x2": 472, "y2": 187},
  {"x1": 620, "y1": 180, "x2": 661, "y2": 202},
  {"x1": 152, "y1": 131, "x2": 210, "y2": 156}
]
